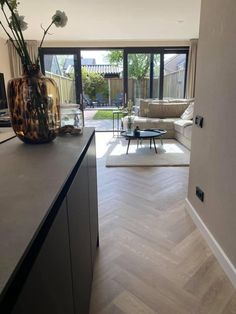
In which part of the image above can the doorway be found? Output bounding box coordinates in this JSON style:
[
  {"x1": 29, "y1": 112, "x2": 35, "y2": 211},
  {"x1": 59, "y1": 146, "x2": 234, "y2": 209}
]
[{"x1": 80, "y1": 49, "x2": 124, "y2": 131}]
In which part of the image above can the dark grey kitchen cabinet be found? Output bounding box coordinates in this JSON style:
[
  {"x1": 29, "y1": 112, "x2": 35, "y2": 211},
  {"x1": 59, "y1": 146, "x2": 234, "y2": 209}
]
[
  {"x1": 87, "y1": 136, "x2": 99, "y2": 267},
  {"x1": 67, "y1": 155, "x2": 93, "y2": 314},
  {"x1": 11, "y1": 199, "x2": 74, "y2": 314}
]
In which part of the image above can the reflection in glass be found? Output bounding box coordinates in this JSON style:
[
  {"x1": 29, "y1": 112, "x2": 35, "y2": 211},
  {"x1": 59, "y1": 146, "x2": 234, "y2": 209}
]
[
  {"x1": 153, "y1": 54, "x2": 160, "y2": 99},
  {"x1": 128, "y1": 54, "x2": 150, "y2": 105},
  {"x1": 163, "y1": 53, "x2": 187, "y2": 99},
  {"x1": 44, "y1": 54, "x2": 76, "y2": 105}
]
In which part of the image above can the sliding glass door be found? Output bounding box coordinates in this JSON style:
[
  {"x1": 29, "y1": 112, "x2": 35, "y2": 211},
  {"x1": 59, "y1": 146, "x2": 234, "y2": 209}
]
[
  {"x1": 163, "y1": 52, "x2": 188, "y2": 99},
  {"x1": 126, "y1": 51, "x2": 161, "y2": 105},
  {"x1": 152, "y1": 54, "x2": 161, "y2": 99},
  {"x1": 80, "y1": 49, "x2": 123, "y2": 130},
  {"x1": 127, "y1": 53, "x2": 151, "y2": 105},
  {"x1": 40, "y1": 47, "x2": 189, "y2": 131},
  {"x1": 41, "y1": 50, "x2": 80, "y2": 105},
  {"x1": 40, "y1": 49, "x2": 84, "y2": 127},
  {"x1": 124, "y1": 48, "x2": 188, "y2": 105}
]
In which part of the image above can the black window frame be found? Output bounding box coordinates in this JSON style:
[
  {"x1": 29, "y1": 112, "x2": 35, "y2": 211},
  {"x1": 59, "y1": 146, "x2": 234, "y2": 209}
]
[
  {"x1": 39, "y1": 46, "x2": 189, "y2": 107},
  {"x1": 124, "y1": 47, "x2": 189, "y2": 101}
]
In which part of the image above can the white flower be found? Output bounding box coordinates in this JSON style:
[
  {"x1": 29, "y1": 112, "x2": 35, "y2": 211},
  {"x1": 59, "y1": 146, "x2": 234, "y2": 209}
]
[
  {"x1": 10, "y1": 12, "x2": 28, "y2": 31},
  {"x1": 52, "y1": 10, "x2": 68, "y2": 28},
  {"x1": 8, "y1": 0, "x2": 18, "y2": 10}
]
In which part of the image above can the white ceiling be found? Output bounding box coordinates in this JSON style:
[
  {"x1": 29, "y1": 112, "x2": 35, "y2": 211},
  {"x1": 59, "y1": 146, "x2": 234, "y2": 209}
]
[{"x1": 0, "y1": 0, "x2": 201, "y2": 41}]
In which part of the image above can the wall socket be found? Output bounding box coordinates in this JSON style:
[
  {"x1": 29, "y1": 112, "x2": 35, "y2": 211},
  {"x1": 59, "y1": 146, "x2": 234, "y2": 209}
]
[
  {"x1": 195, "y1": 115, "x2": 204, "y2": 128},
  {"x1": 196, "y1": 186, "x2": 204, "y2": 202}
]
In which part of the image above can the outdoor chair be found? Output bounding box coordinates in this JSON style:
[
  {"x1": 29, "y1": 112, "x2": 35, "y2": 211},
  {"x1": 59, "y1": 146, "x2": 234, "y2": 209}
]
[
  {"x1": 83, "y1": 94, "x2": 94, "y2": 108},
  {"x1": 113, "y1": 92, "x2": 123, "y2": 108},
  {"x1": 96, "y1": 93, "x2": 106, "y2": 107}
]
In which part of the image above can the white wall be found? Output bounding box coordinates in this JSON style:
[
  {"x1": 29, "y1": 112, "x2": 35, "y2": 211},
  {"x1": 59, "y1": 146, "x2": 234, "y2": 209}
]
[
  {"x1": 188, "y1": 0, "x2": 236, "y2": 266},
  {"x1": 0, "y1": 37, "x2": 11, "y2": 86}
]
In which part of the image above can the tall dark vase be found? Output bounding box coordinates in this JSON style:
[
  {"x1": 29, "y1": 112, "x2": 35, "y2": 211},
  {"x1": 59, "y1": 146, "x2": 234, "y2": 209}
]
[{"x1": 7, "y1": 65, "x2": 60, "y2": 144}]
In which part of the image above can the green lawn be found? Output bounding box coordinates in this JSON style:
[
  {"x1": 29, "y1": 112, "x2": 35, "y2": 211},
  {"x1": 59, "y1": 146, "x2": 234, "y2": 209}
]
[{"x1": 93, "y1": 110, "x2": 113, "y2": 120}]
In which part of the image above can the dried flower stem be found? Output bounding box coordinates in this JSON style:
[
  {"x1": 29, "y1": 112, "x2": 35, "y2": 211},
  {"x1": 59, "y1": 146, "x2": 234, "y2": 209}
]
[
  {"x1": 1, "y1": 7, "x2": 25, "y2": 61},
  {"x1": 5, "y1": 0, "x2": 32, "y2": 66},
  {"x1": 0, "y1": 21, "x2": 23, "y2": 60},
  {"x1": 39, "y1": 21, "x2": 54, "y2": 49}
]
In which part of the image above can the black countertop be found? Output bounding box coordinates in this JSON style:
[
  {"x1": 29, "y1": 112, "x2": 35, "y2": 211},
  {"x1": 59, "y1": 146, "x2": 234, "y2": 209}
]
[{"x1": 0, "y1": 128, "x2": 95, "y2": 301}]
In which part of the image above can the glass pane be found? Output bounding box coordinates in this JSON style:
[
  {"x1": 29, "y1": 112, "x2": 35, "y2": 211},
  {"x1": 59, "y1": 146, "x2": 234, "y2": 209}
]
[
  {"x1": 43, "y1": 54, "x2": 83, "y2": 128},
  {"x1": 43, "y1": 54, "x2": 77, "y2": 105},
  {"x1": 153, "y1": 54, "x2": 160, "y2": 99},
  {"x1": 81, "y1": 49, "x2": 123, "y2": 131},
  {"x1": 127, "y1": 53, "x2": 150, "y2": 106},
  {"x1": 163, "y1": 53, "x2": 187, "y2": 100}
]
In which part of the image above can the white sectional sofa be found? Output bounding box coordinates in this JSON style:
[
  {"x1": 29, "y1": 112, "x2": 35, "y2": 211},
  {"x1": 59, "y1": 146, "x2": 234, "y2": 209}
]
[
  {"x1": 123, "y1": 99, "x2": 194, "y2": 150},
  {"x1": 174, "y1": 119, "x2": 193, "y2": 150}
]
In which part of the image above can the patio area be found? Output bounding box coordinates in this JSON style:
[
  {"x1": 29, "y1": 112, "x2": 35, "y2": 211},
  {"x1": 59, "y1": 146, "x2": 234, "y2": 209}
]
[{"x1": 84, "y1": 109, "x2": 114, "y2": 131}]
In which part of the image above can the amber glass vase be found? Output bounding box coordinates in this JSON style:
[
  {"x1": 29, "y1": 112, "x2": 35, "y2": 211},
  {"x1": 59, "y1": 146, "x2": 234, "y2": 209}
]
[{"x1": 7, "y1": 65, "x2": 60, "y2": 144}]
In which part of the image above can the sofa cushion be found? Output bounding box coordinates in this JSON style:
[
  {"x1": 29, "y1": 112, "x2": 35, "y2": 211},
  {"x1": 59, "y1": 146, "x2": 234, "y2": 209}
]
[
  {"x1": 148, "y1": 103, "x2": 188, "y2": 118},
  {"x1": 123, "y1": 116, "x2": 178, "y2": 130},
  {"x1": 168, "y1": 98, "x2": 194, "y2": 103},
  {"x1": 132, "y1": 117, "x2": 161, "y2": 129},
  {"x1": 139, "y1": 100, "x2": 149, "y2": 117},
  {"x1": 183, "y1": 125, "x2": 192, "y2": 140},
  {"x1": 125, "y1": 117, "x2": 178, "y2": 130},
  {"x1": 151, "y1": 100, "x2": 169, "y2": 104},
  {"x1": 154, "y1": 118, "x2": 178, "y2": 130},
  {"x1": 174, "y1": 119, "x2": 193, "y2": 135},
  {"x1": 133, "y1": 116, "x2": 150, "y2": 124},
  {"x1": 181, "y1": 102, "x2": 194, "y2": 120}
]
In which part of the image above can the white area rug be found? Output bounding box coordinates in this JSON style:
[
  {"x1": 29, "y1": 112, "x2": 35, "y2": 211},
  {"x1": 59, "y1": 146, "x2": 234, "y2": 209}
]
[{"x1": 106, "y1": 139, "x2": 190, "y2": 167}]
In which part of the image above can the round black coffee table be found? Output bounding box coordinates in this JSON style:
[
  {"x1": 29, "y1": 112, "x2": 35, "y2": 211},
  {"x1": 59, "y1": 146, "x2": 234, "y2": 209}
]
[{"x1": 121, "y1": 129, "x2": 167, "y2": 154}]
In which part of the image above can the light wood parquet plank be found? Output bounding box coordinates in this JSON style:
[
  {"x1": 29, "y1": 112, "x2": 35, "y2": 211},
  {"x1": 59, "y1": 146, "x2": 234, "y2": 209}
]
[
  {"x1": 107, "y1": 291, "x2": 156, "y2": 314},
  {"x1": 195, "y1": 275, "x2": 235, "y2": 314},
  {"x1": 90, "y1": 132, "x2": 236, "y2": 314},
  {"x1": 113, "y1": 269, "x2": 190, "y2": 314},
  {"x1": 113, "y1": 253, "x2": 198, "y2": 313},
  {"x1": 222, "y1": 292, "x2": 236, "y2": 314},
  {"x1": 99, "y1": 303, "x2": 125, "y2": 314}
]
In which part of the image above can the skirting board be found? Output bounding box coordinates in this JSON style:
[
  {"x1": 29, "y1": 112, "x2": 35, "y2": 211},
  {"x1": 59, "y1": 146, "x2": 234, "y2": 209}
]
[{"x1": 185, "y1": 198, "x2": 236, "y2": 289}]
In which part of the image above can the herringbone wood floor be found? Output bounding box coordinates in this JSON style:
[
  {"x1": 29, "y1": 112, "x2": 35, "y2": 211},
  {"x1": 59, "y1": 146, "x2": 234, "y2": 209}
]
[{"x1": 89, "y1": 133, "x2": 236, "y2": 314}]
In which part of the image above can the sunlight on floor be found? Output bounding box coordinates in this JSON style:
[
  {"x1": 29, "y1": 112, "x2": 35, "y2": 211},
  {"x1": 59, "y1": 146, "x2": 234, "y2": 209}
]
[
  {"x1": 110, "y1": 140, "x2": 185, "y2": 157},
  {"x1": 95, "y1": 133, "x2": 190, "y2": 167},
  {"x1": 95, "y1": 132, "x2": 115, "y2": 159}
]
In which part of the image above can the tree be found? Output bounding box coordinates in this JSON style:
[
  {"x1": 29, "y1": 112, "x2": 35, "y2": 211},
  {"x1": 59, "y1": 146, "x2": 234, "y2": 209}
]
[
  {"x1": 106, "y1": 50, "x2": 123, "y2": 66},
  {"x1": 107, "y1": 51, "x2": 160, "y2": 79},
  {"x1": 82, "y1": 68, "x2": 108, "y2": 101},
  {"x1": 106, "y1": 51, "x2": 150, "y2": 80},
  {"x1": 107, "y1": 51, "x2": 152, "y2": 99},
  {"x1": 128, "y1": 54, "x2": 150, "y2": 80},
  {"x1": 107, "y1": 51, "x2": 160, "y2": 100}
]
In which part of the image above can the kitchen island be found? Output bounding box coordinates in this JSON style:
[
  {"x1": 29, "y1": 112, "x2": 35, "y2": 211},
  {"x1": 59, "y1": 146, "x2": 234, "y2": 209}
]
[{"x1": 0, "y1": 128, "x2": 98, "y2": 314}]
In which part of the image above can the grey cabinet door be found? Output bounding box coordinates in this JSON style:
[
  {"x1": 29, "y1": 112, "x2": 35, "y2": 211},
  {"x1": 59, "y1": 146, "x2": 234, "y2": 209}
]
[
  {"x1": 88, "y1": 136, "x2": 99, "y2": 266},
  {"x1": 67, "y1": 156, "x2": 92, "y2": 314},
  {"x1": 12, "y1": 199, "x2": 74, "y2": 314}
]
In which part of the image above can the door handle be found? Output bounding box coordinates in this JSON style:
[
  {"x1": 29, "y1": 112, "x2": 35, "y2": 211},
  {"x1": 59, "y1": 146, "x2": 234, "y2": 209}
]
[
  {"x1": 79, "y1": 93, "x2": 83, "y2": 109},
  {"x1": 124, "y1": 93, "x2": 127, "y2": 106}
]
